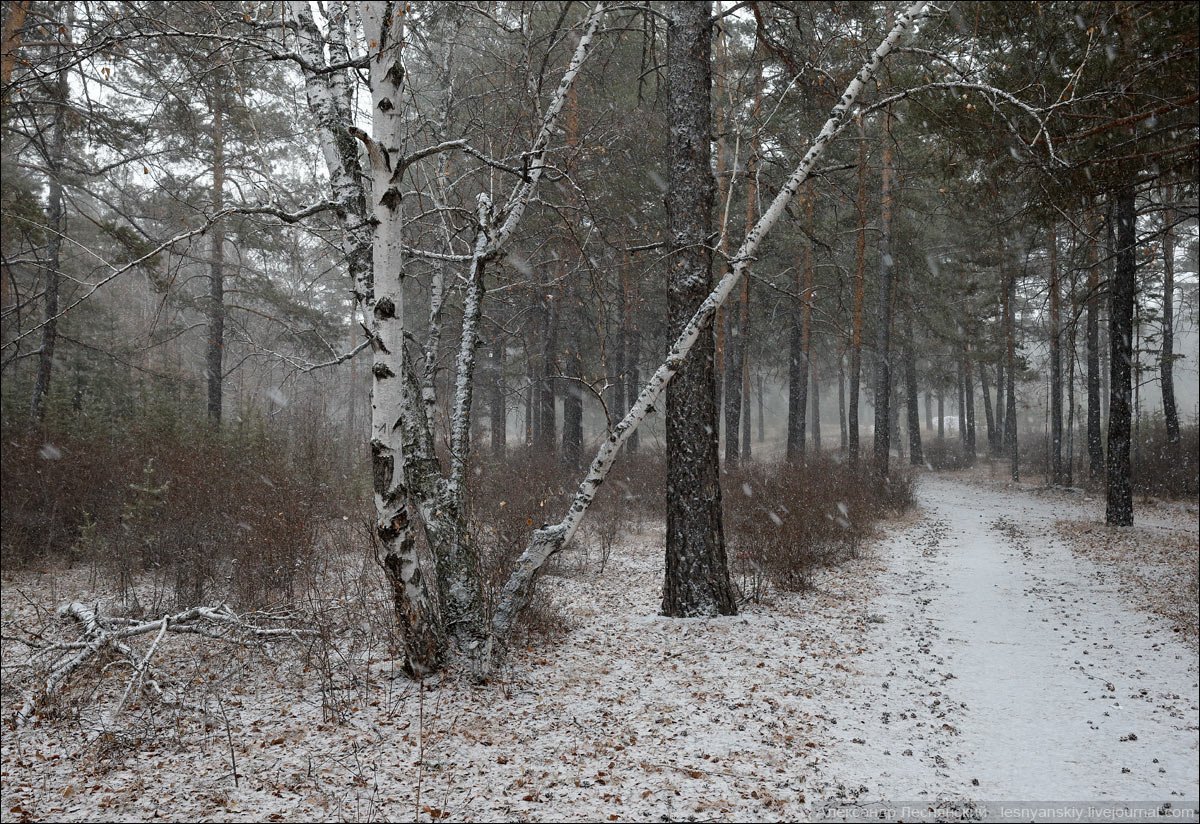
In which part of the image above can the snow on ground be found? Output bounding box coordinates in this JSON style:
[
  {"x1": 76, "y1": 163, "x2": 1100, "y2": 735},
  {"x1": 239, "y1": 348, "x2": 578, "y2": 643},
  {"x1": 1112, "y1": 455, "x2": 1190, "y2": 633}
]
[
  {"x1": 2, "y1": 473, "x2": 1197, "y2": 822},
  {"x1": 813, "y1": 473, "x2": 1199, "y2": 821}
]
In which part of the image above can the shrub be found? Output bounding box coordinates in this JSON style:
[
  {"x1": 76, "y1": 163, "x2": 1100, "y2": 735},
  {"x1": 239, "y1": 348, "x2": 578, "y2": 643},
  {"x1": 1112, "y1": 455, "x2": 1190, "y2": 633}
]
[
  {"x1": 723, "y1": 455, "x2": 914, "y2": 597},
  {"x1": 923, "y1": 439, "x2": 977, "y2": 471},
  {"x1": 0, "y1": 417, "x2": 357, "y2": 610}
]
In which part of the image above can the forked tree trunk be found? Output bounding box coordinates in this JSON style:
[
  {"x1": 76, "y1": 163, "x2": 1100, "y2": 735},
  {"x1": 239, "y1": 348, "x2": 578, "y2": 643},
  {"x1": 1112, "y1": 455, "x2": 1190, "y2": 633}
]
[{"x1": 662, "y1": 0, "x2": 735, "y2": 618}]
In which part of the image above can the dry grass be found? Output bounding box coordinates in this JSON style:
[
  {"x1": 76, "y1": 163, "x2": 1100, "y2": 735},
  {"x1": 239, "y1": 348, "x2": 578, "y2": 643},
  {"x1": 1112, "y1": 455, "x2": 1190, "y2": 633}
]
[{"x1": 1056, "y1": 514, "x2": 1199, "y2": 651}]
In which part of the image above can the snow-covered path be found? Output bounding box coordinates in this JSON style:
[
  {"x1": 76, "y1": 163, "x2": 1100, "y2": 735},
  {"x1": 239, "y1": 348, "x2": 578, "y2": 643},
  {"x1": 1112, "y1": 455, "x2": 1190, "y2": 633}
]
[{"x1": 817, "y1": 473, "x2": 1200, "y2": 818}]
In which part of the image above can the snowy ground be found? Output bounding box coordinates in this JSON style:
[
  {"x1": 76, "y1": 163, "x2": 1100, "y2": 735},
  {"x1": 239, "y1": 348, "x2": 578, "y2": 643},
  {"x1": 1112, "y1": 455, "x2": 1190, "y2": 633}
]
[{"x1": 2, "y1": 472, "x2": 1197, "y2": 822}]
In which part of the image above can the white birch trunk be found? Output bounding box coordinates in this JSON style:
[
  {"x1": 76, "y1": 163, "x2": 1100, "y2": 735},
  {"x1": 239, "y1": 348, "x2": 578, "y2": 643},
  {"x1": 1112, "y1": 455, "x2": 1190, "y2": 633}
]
[{"x1": 359, "y1": 0, "x2": 443, "y2": 675}]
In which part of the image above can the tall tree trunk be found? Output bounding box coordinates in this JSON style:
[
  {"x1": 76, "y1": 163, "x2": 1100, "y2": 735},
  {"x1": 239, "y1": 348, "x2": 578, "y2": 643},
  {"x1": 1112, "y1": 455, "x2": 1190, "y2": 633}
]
[
  {"x1": 963, "y1": 347, "x2": 976, "y2": 463},
  {"x1": 757, "y1": 371, "x2": 766, "y2": 444},
  {"x1": 1049, "y1": 222, "x2": 1063, "y2": 484},
  {"x1": 712, "y1": 23, "x2": 731, "y2": 417},
  {"x1": 1160, "y1": 186, "x2": 1180, "y2": 470},
  {"x1": 525, "y1": 343, "x2": 535, "y2": 446},
  {"x1": 29, "y1": 10, "x2": 70, "y2": 424},
  {"x1": 904, "y1": 343, "x2": 922, "y2": 464},
  {"x1": 937, "y1": 382, "x2": 945, "y2": 441},
  {"x1": 537, "y1": 287, "x2": 558, "y2": 452},
  {"x1": 848, "y1": 118, "x2": 868, "y2": 464},
  {"x1": 1086, "y1": 206, "x2": 1104, "y2": 479},
  {"x1": 1005, "y1": 269, "x2": 1019, "y2": 482},
  {"x1": 625, "y1": 308, "x2": 641, "y2": 454},
  {"x1": 611, "y1": 253, "x2": 629, "y2": 438},
  {"x1": 956, "y1": 359, "x2": 966, "y2": 447},
  {"x1": 1106, "y1": 184, "x2": 1136, "y2": 526},
  {"x1": 359, "y1": 3, "x2": 443, "y2": 675},
  {"x1": 1101, "y1": 203, "x2": 1112, "y2": 428},
  {"x1": 811, "y1": 357, "x2": 822, "y2": 452},
  {"x1": 872, "y1": 104, "x2": 895, "y2": 477},
  {"x1": 787, "y1": 195, "x2": 814, "y2": 462},
  {"x1": 1066, "y1": 305, "x2": 1078, "y2": 487},
  {"x1": 979, "y1": 359, "x2": 995, "y2": 456},
  {"x1": 662, "y1": 1, "x2": 735, "y2": 618},
  {"x1": 490, "y1": 334, "x2": 506, "y2": 454},
  {"x1": 723, "y1": 42, "x2": 763, "y2": 465},
  {"x1": 206, "y1": 87, "x2": 226, "y2": 425},
  {"x1": 561, "y1": 327, "x2": 584, "y2": 467},
  {"x1": 838, "y1": 355, "x2": 848, "y2": 453},
  {"x1": 903, "y1": 281, "x2": 922, "y2": 465},
  {"x1": 994, "y1": 355, "x2": 1006, "y2": 456},
  {"x1": 722, "y1": 291, "x2": 741, "y2": 462}
]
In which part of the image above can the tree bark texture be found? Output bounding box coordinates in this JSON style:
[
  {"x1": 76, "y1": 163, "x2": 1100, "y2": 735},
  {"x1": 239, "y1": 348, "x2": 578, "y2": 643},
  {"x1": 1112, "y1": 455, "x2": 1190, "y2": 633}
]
[
  {"x1": 1160, "y1": 188, "x2": 1180, "y2": 467},
  {"x1": 1106, "y1": 185, "x2": 1136, "y2": 526},
  {"x1": 1049, "y1": 222, "x2": 1063, "y2": 484},
  {"x1": 1086, "y1": 207, "x2": 1104, "y2": 479},
  {"x1": 848, "y1": 118, "x2": 868, "y2": 465},
  {"x1": 662, "y1": 1, "x2": 736, "y2": 618},
  {"x1": 1005, "y1": 269, "x2": 1019, "y2": 482},
  {"x1": 872, "y1": 105, "x2": 895, "y2": 477}
]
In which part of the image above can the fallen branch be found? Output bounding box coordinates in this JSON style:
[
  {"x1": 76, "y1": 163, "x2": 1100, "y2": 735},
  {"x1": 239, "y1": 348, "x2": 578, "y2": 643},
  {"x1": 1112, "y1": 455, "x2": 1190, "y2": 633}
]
[{"x1": 13, "y1": 601, "x2": 314, "y2": 726}]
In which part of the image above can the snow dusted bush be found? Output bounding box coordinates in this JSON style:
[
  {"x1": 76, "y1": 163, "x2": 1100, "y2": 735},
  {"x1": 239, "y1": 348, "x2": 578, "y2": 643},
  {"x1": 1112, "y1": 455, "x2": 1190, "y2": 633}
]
[
  {"x1": 0, "y1": 419, "x2": 353, "y2": 610},
  {"x1": 724, "y1": 456, "x2": 914, "y2": 596}
]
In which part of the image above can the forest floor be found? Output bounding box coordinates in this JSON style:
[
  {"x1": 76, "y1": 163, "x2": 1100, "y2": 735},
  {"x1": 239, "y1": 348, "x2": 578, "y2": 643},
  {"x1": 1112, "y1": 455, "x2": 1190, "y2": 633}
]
[{"x1": 1, "y1": 470, "x2": 1197, "y2": 822}]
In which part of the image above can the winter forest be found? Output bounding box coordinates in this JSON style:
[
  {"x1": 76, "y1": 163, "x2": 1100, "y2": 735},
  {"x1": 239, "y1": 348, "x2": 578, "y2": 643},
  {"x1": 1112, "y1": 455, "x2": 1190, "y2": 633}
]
[{"x1": 1, "y1": 0, "x2": 1198, "y2": 820}]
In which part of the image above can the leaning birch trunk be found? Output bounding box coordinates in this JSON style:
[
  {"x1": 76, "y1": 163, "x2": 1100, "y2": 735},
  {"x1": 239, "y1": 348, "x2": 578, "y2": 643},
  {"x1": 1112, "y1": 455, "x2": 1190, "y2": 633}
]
[{"x1": 488, "y1": 1, "x2": 930, "y2": 661}]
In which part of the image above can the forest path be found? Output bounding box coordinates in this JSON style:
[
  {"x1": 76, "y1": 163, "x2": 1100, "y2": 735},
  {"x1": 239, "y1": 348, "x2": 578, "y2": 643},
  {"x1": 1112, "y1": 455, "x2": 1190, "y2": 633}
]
[{"x1": 813, "y1": 473, "x2": 1200, "y2": 817}]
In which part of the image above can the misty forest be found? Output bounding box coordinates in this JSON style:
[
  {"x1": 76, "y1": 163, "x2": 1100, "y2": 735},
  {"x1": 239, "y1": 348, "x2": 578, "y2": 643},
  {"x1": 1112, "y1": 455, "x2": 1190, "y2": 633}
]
[{"x1": 1, "y1": 1, "x2": 1197, "y2": 821}]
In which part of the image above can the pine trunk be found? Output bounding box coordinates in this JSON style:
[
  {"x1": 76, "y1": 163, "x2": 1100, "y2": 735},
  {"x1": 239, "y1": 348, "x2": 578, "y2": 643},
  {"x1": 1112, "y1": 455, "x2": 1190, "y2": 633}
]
[
  {"x1": 1106, "y1": 185, "x2": 1136, "y2": 526},
  {"x1": 662, "y1": 1, "x2": 735, "y2": 618},
  {"x1": 1160, "y1": 187, "x2": 1180, "y2": 468},
  {"x1": 848, "y1": 119, "x2": 868, "y2": 465},
  {"x1": 1049, "y1": 222, "x2": 1063, "y2": 484},
  {"x1": 1086, "y1": 207, "x2": 1103, "y2": 479},
  {"x1": 1005, "y1": 270, "x2": 1019, "y2": 482},
  {"x1": 872, "y1": 106, "x2": 895, "y2": 477}
]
